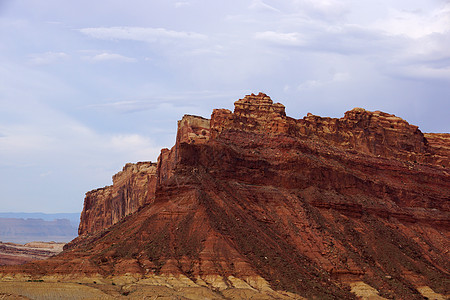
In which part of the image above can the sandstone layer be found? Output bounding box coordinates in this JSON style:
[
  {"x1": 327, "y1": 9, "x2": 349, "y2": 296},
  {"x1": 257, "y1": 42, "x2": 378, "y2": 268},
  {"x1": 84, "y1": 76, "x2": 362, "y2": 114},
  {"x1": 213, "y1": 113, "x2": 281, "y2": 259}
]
[
  {"x1": 78, "y1": 162, "x2": 157, "y2": 235},
  {"x1": 1, "y1": 93, "x2": 449, "y2": 299}
]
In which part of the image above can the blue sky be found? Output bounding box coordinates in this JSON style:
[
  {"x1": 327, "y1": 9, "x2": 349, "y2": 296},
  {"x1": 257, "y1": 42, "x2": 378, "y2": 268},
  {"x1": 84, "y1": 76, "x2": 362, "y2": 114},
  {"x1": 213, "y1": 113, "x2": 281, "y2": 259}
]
[{"x1": 0, "y1": 0, "x2": 449, "y2": 213}]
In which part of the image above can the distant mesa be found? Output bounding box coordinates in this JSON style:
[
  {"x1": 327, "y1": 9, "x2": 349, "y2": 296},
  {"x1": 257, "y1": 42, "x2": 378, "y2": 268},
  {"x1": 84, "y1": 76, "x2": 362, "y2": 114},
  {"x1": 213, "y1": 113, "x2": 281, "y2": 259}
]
[
  {"x1": 0, "y1": 93, "x2": 449, "y2": 299},
  {"x1": 0, "y1": 216, "x2": 78, "y2": 244}
]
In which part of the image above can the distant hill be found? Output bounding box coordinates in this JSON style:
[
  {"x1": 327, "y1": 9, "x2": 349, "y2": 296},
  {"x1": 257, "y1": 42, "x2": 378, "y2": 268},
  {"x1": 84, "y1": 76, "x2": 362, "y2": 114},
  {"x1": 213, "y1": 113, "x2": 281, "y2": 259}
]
[
  {"x1": 0, "y1": 213, "x2": 79, "y2": 228},
  {"x1": 0, "y1": 213, "x2": 79, "y2": 244}
]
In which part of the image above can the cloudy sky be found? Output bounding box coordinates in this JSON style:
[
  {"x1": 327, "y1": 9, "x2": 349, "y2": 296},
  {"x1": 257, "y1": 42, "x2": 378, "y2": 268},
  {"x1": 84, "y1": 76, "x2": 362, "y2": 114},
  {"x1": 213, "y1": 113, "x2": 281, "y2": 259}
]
[{"x1": 1, "y1": 0, "x2": 449, "y2": 213}]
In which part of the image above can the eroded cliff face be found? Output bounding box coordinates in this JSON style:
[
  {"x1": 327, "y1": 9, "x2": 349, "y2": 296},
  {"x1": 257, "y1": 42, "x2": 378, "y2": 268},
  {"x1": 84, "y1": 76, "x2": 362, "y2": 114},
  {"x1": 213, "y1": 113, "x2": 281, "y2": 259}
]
[
  {"x1": 79, "y1": 93, "x2": 448, "y2": 237},
  {"x1": 78, "y1": 162, "x2": 157, "y2": 235},
  {"x1": 176, "y1": 114, "x2": 210, "y2": 145},
  {"x1": 211, "y1": 93, "x2": 289, "y2": 136},
  {"x1": 79, "y1": 115, "x2": 211, "y2": 236},
  {"x1": 4, "y1": 93, "x2": 449, "y2": 300},
  {"x1": 212, "y1": 93, "x2": 446, "y2": 166}
]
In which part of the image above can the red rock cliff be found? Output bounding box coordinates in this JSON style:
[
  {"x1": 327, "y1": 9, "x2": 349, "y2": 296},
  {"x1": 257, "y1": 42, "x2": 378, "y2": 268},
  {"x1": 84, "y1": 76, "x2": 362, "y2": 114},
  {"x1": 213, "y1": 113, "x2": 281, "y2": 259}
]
[
  {"x1": 79, "y1": 115, "x2": 210, "y2": 236},
  {"x1": 80, "y1": 93, "x2": 448, "y2": 237},
  {"x1": 78, "y1": 161, "x2": 157, "y2": 235},
  {"x1": 212, "y1": 92, "x2": 446, "y2": 166},
  {"x1": 9, "y1": 93, "x2": 449, "y2": 300},
  {"x1": 211, "y1": 93, "x2": 288, "y2": 137}
]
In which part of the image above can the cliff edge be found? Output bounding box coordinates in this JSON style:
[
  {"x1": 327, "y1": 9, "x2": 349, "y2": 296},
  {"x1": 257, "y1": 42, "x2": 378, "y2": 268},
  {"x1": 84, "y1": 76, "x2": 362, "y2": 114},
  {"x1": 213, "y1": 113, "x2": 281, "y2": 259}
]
[{"x1": 2, "y1": 93, "x2": 449, "y2": 300}]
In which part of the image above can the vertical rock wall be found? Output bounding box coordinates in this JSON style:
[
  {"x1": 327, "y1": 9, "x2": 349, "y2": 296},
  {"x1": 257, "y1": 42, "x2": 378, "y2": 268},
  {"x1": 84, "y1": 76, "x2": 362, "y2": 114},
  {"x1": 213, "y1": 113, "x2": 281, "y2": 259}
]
[
  {"x1": 78, "y1": 162, "x2": 157, "y2": 235},
  {"x1": 78, "y1": 93, "x2": 448, "y2": 237}
]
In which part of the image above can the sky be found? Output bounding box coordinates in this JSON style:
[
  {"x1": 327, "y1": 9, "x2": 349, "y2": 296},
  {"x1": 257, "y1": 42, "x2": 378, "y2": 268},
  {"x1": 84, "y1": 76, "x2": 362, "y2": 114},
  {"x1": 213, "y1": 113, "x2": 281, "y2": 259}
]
[{"x1": 0, "y1": 0, "x2": 449, "y2": 213}]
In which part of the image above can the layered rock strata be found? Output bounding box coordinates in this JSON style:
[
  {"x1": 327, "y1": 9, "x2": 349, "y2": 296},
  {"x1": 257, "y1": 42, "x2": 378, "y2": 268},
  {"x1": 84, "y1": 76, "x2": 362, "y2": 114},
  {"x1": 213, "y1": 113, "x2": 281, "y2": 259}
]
[
  {"x1": 3, "y1": 93, "x2": 449, "y2": 300},
  {"x1": 212, "y1": 93, "x2": 447, "y2": 166},
  {"x1": 78, "y1": 162, "x2": 157, "y2": 235}
]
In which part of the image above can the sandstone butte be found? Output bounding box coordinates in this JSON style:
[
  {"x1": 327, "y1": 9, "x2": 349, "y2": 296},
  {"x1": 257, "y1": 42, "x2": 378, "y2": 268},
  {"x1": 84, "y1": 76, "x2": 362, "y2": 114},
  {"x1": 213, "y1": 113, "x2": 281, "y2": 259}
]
[{"x1": 1, "y1": 93, "x2": 449, "y2": 299}]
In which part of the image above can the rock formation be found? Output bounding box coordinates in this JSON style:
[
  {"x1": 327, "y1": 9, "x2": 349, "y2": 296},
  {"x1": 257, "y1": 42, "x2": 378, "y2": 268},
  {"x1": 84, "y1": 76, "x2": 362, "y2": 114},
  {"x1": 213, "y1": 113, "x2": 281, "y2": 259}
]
[
  {"x1": 1, "y1": 93, "x2": 449, "y2": 299},
  {"x1": 211, "y1": 93, "x2": 288, "y2": 136},
  {"x1": 78, "y1": 162, "x2": 157, "y2": 235}
]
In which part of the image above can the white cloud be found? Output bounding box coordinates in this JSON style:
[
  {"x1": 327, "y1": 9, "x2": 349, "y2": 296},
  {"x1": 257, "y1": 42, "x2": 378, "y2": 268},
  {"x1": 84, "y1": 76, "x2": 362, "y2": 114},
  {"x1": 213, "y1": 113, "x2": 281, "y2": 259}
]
[
  {"x1": 372, "y1": 4, "x2": 450, "y2": 39},
  {"x1": 292, "y1": 0, "x2": 349, "y2": 19},
  {"x1": 332, "y1": 72, "x2": 350, "y2": 82},
  {"x1": 29, "y1": 52, "x2": 69, "y2": 65},
  {"x1": 0, "y1": 103, "x2": 160, "y2": 174},
  {"x1": 188, "y1": 44, "x2": 224, "y2": 56},
  {"x1": 2, "y1": 0, "x2": 450, "y2": 213},
  {"x1": 297, "y1": 79, "x2": 322, "y2": 90},
  {"x1": 390, "y1": 64, "x2": 450, "y2": 81},
  {"x1": 366, "y1": 4, "x2": 450, "y2": 81},
  {"x1": 110, "y1": 134, "x2": 159, "y2": 159},
  {"x1": 254, "y1": 31, "x2": 305, "y2": 46},
  {"x1": 249, "y1": 2, "x2": 450, "y2": 83},
  {"x1": 0, "y1": 124, "x2": 54, "y2": 155},
  {"x1": 249, "y1": 0, "x2": 281, "y2": 13},
  {"x1": 88, "y1": 52, "x2": 137, "y2": 63},
  {"x1": 39, "y1": 171, "x2": 53, "y2": 177},
  {"x1": 174, "y1": 1, "x2": 190, "y2": 8},
  {"x1": 84, "y1": 90, "x2": 234, "y2": 114},
  {"x1": 86, "y1": 100, "x2": 152, "y2": 113},
  {"x1": 298, "y1": 72, "x2": 350, "y2": 90},
  {"x1": 79, "y1": 26, "x2": 207, "y2": 43}
]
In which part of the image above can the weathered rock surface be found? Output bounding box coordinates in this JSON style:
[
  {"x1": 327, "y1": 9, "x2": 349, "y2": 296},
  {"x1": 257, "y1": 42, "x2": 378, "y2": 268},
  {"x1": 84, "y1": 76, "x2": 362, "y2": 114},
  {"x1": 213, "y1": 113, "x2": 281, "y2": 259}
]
[
  {"x1": 78, "y1": 162, "x2": 157, "y2": 235},
  {"x1": 212, "y1": 93, "x2": 447, "y2": 167},
  {"x1": 423, "y1": 133, "x2": 450, "y2": 167},
  {"x1": 211, "y1": 93, "x2": 288, "y2": 137},
  {"x1": 2, "y1": 93, "x2": 449, "y2": 300},
  {"x1": 176, "y1": 114, "x2": 211, "y2": 145}
]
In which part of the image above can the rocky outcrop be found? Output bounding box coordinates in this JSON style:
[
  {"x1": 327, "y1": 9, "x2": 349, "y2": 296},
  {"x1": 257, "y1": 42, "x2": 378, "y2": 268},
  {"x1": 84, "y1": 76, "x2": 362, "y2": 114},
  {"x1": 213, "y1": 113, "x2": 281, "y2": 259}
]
[
  {"x1": 3, "y1": 93, "x2": 449, "y2": 300},
  {"x1": 212, "y1": 93, "x2": 446, "y2": 166},
  {"x1": 423, "y1": 133, "x2": 450, "y2": 167},
  {"x1": 78, "y1": 162, "x2": 157, "y2": 235},
  {"x1": 176, "y1": 114, "x2": 210, "y2": 145},
  {"x1": 211, "y1": 93, "x2": 290, "y2": 137},
  {"x1": 297, "y1": 107, "x2": 431, "y2": 164},
  {"x1": 156, "y1": 115, "x2": 211, "y2": 187},
  {"x1": 79, "y1": 116, "x2": 210, "y2": 236},
  {"x1": 80, "y1": 93, "x2": 448, "y2": 237}
]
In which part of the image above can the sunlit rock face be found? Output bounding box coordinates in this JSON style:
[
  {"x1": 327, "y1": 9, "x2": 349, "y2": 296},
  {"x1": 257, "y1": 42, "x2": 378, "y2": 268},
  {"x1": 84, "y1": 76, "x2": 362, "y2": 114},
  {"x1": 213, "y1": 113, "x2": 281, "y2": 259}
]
[
  {"x1": 4, "y1": 93, "x2": 449, "y2": 300},
  {"x1": 211, "y1": 92, "x2": 289, "y2": 137}
]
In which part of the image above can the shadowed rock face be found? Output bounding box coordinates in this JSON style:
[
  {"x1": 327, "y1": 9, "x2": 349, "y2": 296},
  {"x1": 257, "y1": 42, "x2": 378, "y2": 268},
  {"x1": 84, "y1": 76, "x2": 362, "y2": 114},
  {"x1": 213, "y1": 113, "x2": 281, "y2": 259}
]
[
  {"x1": 2, "y1": 93, "x2": 449, "y2": 299},
  {"x1": 78, "y1": 162, "x2": 157, "y2": 235}
]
